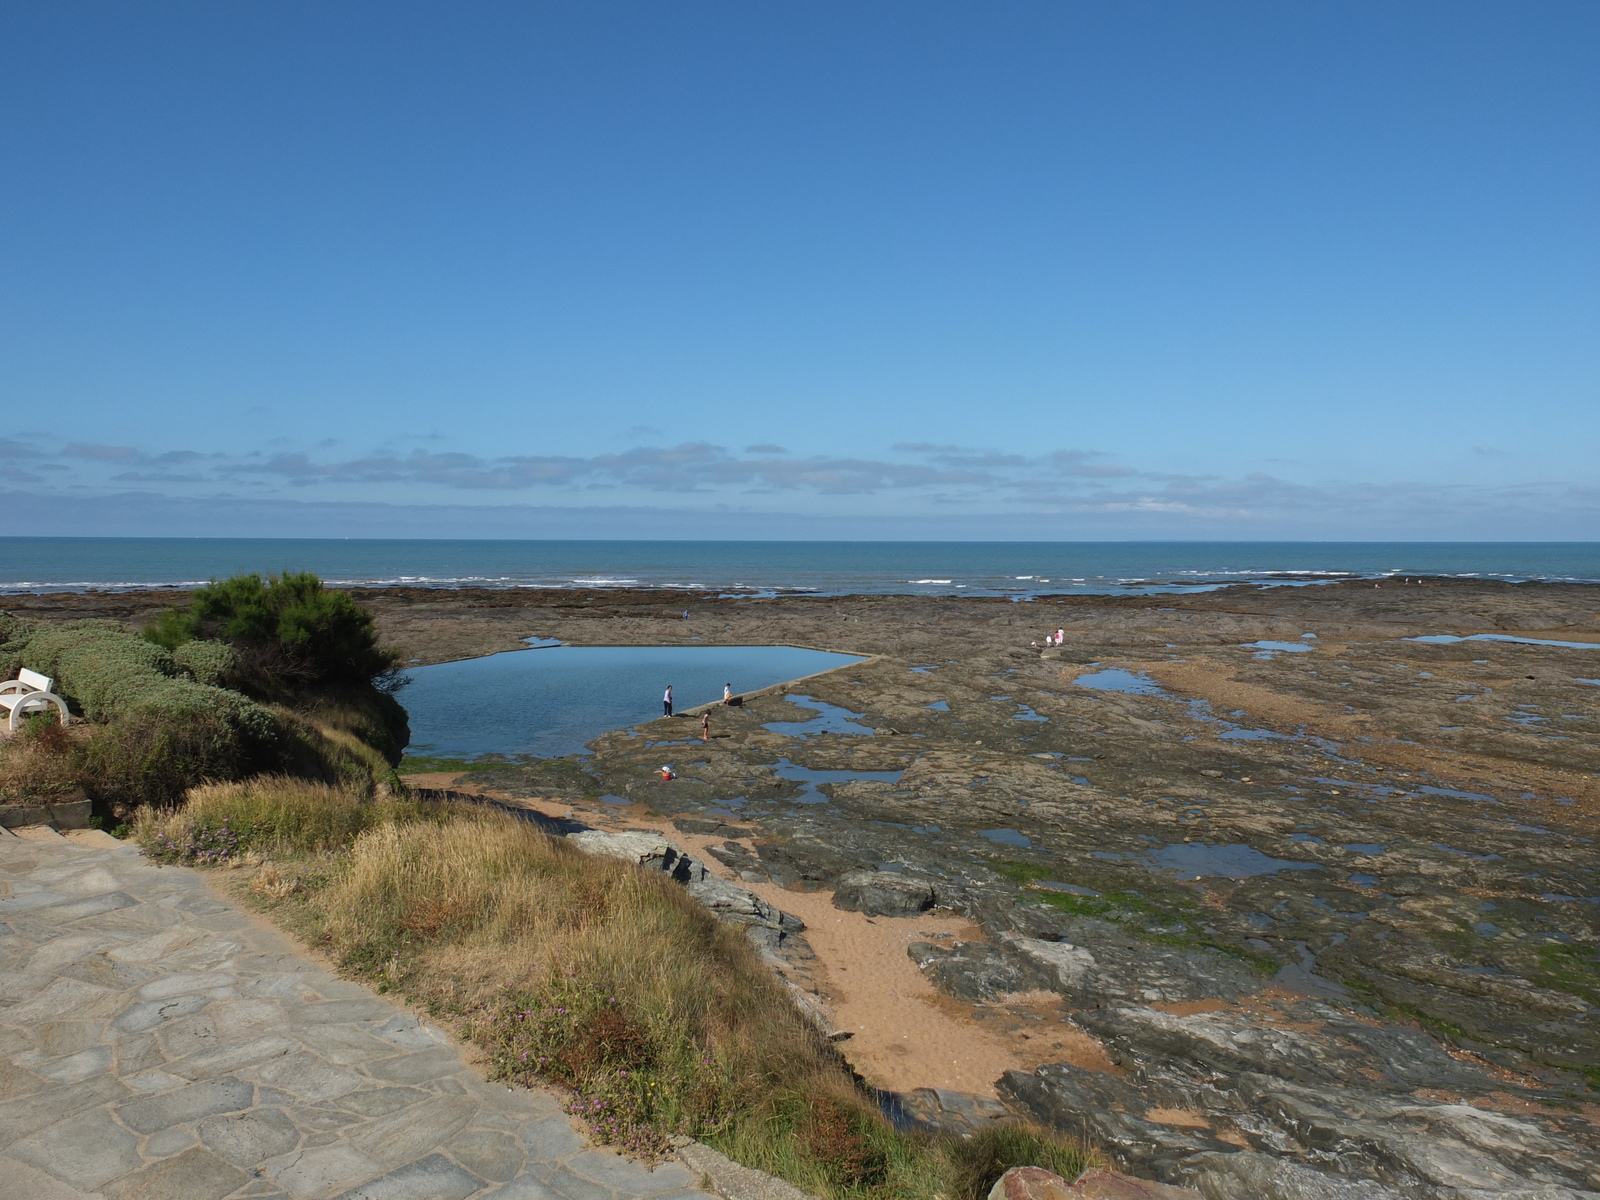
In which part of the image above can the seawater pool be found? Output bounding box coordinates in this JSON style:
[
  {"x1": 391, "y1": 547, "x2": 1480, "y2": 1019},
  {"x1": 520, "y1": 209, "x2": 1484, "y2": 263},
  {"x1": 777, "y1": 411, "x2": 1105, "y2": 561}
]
[{"x1": 402, "y1": 644, "x2": 863, "y2": 759}]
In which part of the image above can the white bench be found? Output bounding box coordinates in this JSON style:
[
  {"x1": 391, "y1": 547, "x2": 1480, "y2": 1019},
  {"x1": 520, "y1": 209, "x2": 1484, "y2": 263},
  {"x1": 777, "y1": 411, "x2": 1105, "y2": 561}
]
[{"x1": 0, "y1": 669, "x2": 71, "y2": 732}]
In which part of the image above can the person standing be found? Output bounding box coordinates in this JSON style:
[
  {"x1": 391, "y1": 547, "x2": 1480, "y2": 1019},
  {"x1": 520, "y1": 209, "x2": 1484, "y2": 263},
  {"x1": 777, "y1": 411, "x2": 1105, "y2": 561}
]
[
  {"x1": 722, "y1": 682, "x2": 733, "y2": 705},
  {"x1": 701, "y1": 712, "x2": 711, "y2": 742},
  {"x1": 663, "y1": 685, "x2": 673, "y2": 717}
]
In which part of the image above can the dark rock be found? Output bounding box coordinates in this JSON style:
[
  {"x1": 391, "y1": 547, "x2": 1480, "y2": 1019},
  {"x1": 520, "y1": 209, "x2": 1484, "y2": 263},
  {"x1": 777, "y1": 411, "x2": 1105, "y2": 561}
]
[
  {"x1": 1073, "y1": 1003, "x2": 1490, "y2": 1094},
  {"x1": 704, "y1": 841, "x2": 775, "y2": 883},
  {"x1": 832, "y1": 869, "x2": 937, "y2": 917},
  {"x1": 1229, "y1": 1080, "x2": 1600, "y2": 1196},
  {"x1": 1187, "y1": 1152, "x2": 1400, "y2": 1200},
  {"x1": 672, "y1": 817, "x2": 753, "y2": 837},
  {"x1": 1000, "y1": 1065, "x2": 1241, "y2": 1182},
  {"x1": 1002, "y1": 930, "x2": 1265, "y2": 1008},
  {"x1": 1060, "y1": 1168, "x2": 1202, "y2": 1200},
  {"x1": 988, "y1": 1166, "x2": 1204, "y2": 1200},
  {"x1": 908, "y1": 940, "x2": 1056, "y2": 1002},
  {"x1": 878, "y1": 1086, "x2": 1014, "y2": 1136},
  {"x1": 754, "y1": 840, "x2": 844, "y2": 888}
]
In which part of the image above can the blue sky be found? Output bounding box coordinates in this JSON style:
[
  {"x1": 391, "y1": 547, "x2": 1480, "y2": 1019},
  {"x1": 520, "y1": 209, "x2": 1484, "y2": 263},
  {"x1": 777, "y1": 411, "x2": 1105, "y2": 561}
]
[{"x1": 2, "y1": 1, "x2": 1596, "y2": 539}]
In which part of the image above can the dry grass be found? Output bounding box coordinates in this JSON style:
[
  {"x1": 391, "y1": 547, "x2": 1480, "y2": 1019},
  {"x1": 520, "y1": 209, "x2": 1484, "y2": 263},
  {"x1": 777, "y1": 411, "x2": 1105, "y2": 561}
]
[
  {"x1": 310, "y1": 810, "x2": 889, "y2": 1175},
  {"x1": 0, "y1": 718, "x2": 86, "y2": 803},
  {"x1": 137, "y1": 775, "x2": 446, "y2": 864},
  {"x1": 138, "y1": 778, "x2": 1091, "y2": 1199}
]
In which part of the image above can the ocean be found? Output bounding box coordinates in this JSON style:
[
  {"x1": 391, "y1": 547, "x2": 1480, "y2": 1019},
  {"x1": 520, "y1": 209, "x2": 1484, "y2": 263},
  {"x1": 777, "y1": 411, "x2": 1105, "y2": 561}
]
[{"x1": 0, "y1": 538, "x2": 1594, "y2": 597}]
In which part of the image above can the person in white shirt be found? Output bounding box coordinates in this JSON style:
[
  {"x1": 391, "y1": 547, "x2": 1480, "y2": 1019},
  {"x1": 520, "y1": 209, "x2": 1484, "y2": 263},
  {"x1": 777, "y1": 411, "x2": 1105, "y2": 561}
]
[{"x1": 663, "y1": 685, "x2": 673, "y2": 717}]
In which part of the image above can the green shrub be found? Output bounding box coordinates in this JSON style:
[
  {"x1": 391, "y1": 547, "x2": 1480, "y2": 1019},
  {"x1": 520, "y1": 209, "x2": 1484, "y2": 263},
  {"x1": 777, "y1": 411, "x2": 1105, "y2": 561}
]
[
  {"x1": 76, "y1": 705, "x2": 280, "y2": 808},
  {"x1": 172, "y1": 639, "x2": 235, "y2": 687},
  {"x1": 25, "y1": 621, "x2": 209, "y2": 718},
  {"x1": 1, "y1": 613, "x2": 401, "y2": 807},
  {"x1": 140, "y1": 572, "x2": 409, "y2": 764},
  {"x1": 145, "y1": 571, "x2": 399, "y2": 698},
  {"x1": 0, "y1": 611, "x2": 29, "y2": 681}
]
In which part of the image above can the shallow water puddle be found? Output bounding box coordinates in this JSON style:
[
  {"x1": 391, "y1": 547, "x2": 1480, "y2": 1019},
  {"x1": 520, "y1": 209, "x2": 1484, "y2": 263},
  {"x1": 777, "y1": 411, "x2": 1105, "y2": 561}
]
[
  {"x1": 1219, "y1": 727, "x2": 1293, "y2": 741},
  {"x1": 1036, "y1": 880, "x2": 1100, "y2": 896},
  {"x1": 1416, "y1": 785, "x2": 1498, "y2": 802},
  {"x1": 978, "y1": 828, "x2": 1032, "y2": 847},
  {"x1": 1433, "y1": 842, "x2": 1504, "y2": 861},
  {"x1": 1407, "y1": 634, "x2": 1600, "y2": 650},
  {"x1": 1075, "y1": 668, "x2": 1167, "y2": 696},
  {"x1": 763, "y1": 695, "x2": 875, "y2": 737},
  {"x1": 1147, "y1": 843, "x2": 1322, "y2": 881},
  {"x1": 1272, "y1": 941, "x2": 1350, "y2": 999},
  {"x1": 773, "y1": 757, "x2": 904, "y2": 803}
]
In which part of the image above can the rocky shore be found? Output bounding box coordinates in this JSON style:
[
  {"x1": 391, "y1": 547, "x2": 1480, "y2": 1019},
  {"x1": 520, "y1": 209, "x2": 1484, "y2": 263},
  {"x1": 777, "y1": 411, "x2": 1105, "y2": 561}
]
[{"x1": 19, "y1": 578, "x2": 1600, "y2": 1198}]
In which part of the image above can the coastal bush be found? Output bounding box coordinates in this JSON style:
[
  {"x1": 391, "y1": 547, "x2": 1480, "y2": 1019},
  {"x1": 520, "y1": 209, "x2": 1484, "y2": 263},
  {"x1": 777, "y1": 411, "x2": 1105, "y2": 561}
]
[
  {"x1": 76, "y1": 706, "x2": 274, "y2": 808},
  {"x1": 143, "y1": 571, "x2": 409, "y2": 762},
  {"x1": 21, "y1": 620, "x2": 276, "y2": 734},
  {"x1": 144, "y1": 781, "x2": 1092, "y2": 1200},
  {"x1": 145, "y1": 570, "x2": 401, "y2": 697},
  {"x1": 0, "y1": 612, "x2": 401, "y2": 807},
  {"x1": 171, "y1": 639, "x2": 235, "y2": 687},
  {"x1": 4, "y1": 618, "x2": 285, "y2": 805}
]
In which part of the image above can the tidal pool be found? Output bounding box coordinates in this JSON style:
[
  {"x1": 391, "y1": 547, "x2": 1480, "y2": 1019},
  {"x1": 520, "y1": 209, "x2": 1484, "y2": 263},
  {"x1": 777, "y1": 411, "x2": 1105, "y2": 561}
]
[
  {"x1": 1246, "y1": 640, "x2": 1315, "y2": 653},
  {"x1": 980, "y1": 828, "x2": 1033, "y2": 847},
  {"x1": 762, "y1": 695, "x2": 874, "y2": 737},
  {"x1": 1149, "y1": 842, "x2": 1322, "y2": 881},
  {"x1": 1075, "y1": 669, "x2": 1166, "y2": 696},
  {"x1": 772, "y1": 757, "x2": 903, "y2": 804},
  {"x1": 1407, "y1": 634, "x2": 1600, "y2": 650},
  {"x1": 403, "y1": 644, "x2": 863, "y2": 759}
]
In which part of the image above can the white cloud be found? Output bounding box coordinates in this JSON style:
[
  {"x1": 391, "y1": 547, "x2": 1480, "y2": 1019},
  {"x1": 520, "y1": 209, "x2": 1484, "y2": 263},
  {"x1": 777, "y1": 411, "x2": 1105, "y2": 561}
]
[{"x1": 5, "y1": 432, "x2": 1595, "y2": 538}]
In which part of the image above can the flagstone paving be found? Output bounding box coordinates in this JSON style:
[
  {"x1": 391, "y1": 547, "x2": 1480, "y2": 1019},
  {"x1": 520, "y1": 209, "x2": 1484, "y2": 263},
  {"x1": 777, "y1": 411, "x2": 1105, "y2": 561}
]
[{"x1": 0, "y1": 827, "x2": 711, "y2": 1200}]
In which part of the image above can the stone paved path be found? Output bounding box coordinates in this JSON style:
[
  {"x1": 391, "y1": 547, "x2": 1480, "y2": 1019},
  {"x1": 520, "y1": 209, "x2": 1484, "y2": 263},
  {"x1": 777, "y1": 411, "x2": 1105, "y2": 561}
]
[{"x1": 0, "y1": 827, "x2": 711, "y2": 1200}]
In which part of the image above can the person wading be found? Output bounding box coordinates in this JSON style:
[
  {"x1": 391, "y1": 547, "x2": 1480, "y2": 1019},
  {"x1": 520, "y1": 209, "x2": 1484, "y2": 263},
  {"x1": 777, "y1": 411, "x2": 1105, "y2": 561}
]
[{"x1": 663, "y1": 685, "x2": 673, "y2": 717}]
